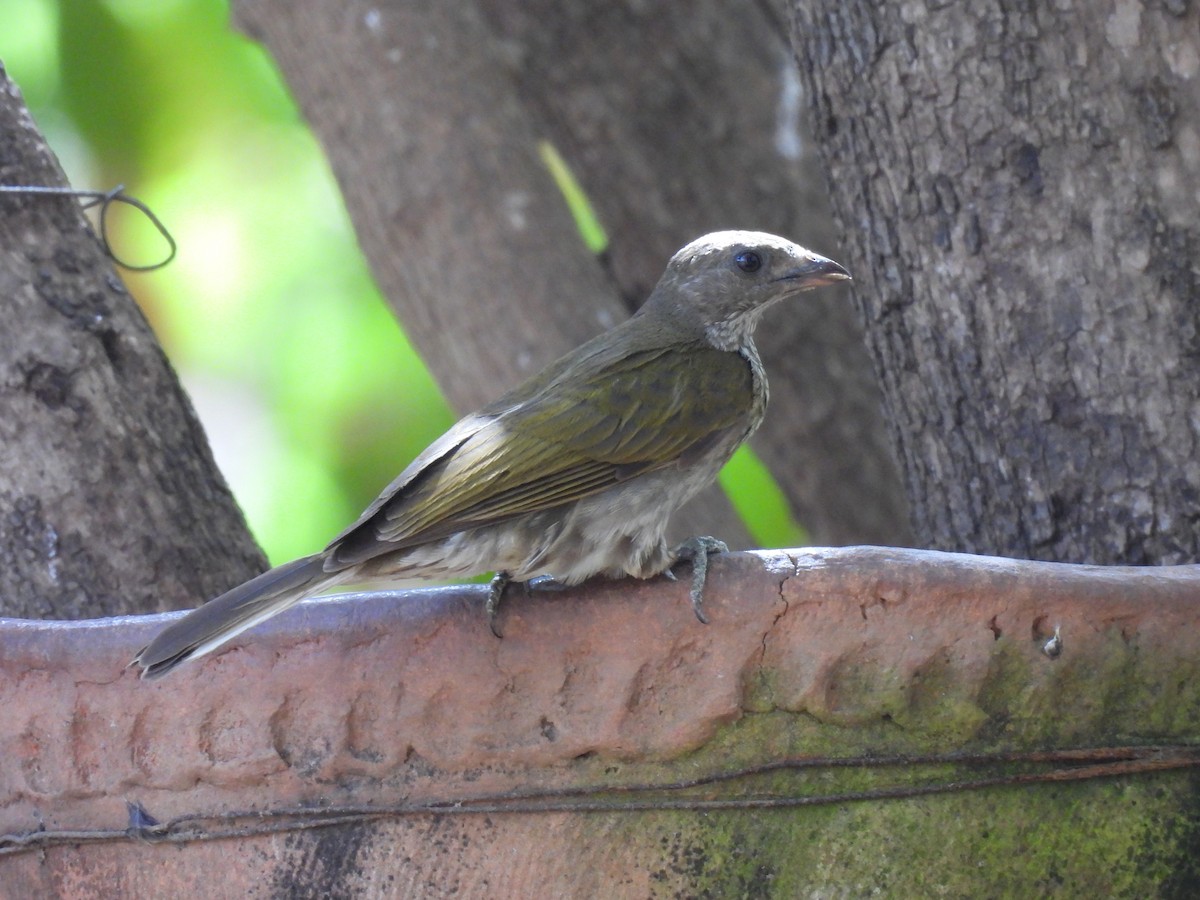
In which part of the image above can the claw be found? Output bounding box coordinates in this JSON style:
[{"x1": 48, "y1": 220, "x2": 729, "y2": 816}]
[
  {"x1": 670, "y1": 536, "x2": 727, "y2": 625},
  {"x1": 526, "y1": 574, "x2": 567, "y2": 592},
  {"x1": 486, "y1": 572, "x2": 510, "y2": 638}
]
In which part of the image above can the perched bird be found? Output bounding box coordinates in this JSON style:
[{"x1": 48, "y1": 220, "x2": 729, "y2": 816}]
[{"x1": 134, "y1": 231, "x2": 849, "y2": 678}]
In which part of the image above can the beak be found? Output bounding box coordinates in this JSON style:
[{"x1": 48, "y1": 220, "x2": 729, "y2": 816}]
[{"x1": 778, "y1": 254, "x2": 852, "y2": 291}]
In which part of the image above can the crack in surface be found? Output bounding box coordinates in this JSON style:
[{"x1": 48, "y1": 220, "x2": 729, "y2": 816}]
[{"x1": 759, "y1": 552, "x2": 797, "y2": 666}]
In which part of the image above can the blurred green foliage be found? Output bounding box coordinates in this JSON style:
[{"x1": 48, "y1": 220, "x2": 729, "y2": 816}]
[
  {"x1": 3, "y1": 0, "x2": 803, "y2": 565},
  {"x1": 538, "y1": 140, "x2": 609, "y2": 255}
]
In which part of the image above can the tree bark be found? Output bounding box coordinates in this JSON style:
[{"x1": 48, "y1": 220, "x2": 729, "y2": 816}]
[
  {"x1": 232, "y1": 0, "x2": 913, "y2": 549},
  {"x1": 791, "y1": 2, "x2": 1200, "y2": 564},
  {"x1": 0, "y1": 69, "x2": 267, "y2": 618}
]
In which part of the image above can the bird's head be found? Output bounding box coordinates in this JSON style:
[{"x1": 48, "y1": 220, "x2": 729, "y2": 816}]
[{"x1": 643, "y1": 231, "x2": 851, "y2": 351}]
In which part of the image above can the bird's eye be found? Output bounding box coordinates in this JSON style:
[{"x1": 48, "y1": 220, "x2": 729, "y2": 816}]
[{"x1": 734, "y1": 250, "x2": 762, "y2": 273}]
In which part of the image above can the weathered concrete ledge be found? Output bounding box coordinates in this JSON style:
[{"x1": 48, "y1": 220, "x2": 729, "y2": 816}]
[{"x1": 3, "y1": 547, "x2": 1200, "y2": 895}]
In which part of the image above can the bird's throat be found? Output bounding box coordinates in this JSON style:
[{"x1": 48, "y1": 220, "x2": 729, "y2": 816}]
[{"x1": 704, "y1": 306, "x2": 769, "y2": 352}]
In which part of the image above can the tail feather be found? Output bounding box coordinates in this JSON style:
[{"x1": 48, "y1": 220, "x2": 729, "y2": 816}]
[{"x1": 133, "y1": 554, "x2": 331, "y2": 679}]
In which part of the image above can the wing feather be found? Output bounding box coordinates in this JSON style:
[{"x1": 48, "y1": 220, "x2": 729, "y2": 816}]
[{"x1": 329, "y1": 340, "x2": 754, "y2": 567}]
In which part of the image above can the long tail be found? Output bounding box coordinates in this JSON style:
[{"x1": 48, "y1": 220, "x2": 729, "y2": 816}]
[{"x1": 133, "y1": 554, "x2": 332, "y2": 679}]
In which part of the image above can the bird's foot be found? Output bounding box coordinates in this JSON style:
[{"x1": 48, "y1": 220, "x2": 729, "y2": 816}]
[
  {"x1": 486, "y1": 572, "x2": 511, "y2": 638},
  {"x1": 486, "y1": 574, "x2": 567, "y2": 637},
  {"x1": 669, "y1": 536, "x2": 728, "y2": 625}
]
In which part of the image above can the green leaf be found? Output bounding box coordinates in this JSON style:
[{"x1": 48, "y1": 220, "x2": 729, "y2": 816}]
[{"x1": 538, "y1": 140, "x2": 608, "y2": 254}]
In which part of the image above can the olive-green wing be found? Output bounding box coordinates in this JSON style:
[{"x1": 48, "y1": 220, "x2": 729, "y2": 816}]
[
  {"x1": 329, "y1": 343, "x2": 753, "y2": 567},
  {"x1": 325, "y1": 414, "x2": 497, "y2": 548}
]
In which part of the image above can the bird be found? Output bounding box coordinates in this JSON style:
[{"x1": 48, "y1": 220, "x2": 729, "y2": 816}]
[{"x1": 133, "y1": 231, "x2": 850, "y2": 678}]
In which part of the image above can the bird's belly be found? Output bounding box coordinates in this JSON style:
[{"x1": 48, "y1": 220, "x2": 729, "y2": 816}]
[
  {"x1": 362, "y1": 458, "x2": 727, "y2": 586},
  {"x1": 524, "y1": 465, "x2": 715, "y2": 583}
]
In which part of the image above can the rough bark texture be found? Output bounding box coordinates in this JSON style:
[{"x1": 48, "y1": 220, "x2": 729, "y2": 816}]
[
  {"x1": 791, "y1": 2, "x2": 1200, "y2": 564},
  {"x1": 231, "y1": 0, "x2": 913, "y2": 549},
  {"x1": 3, "y1": 549, "x2": 1200, "y2": 895},
  {"x1": 0, "y1": 68, "x2": 267, "y2": 617}
]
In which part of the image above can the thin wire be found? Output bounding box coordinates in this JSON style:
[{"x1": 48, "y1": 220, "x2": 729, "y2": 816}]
[
  {"x1": 0, "y1": 183, "x2": 177, "y2": 271},
  {"x1": 1, "y1": 743, "x2": 1196, "y2": 857}
]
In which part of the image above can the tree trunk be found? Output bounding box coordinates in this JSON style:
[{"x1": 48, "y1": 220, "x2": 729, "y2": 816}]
[
  {"x1": 791, "y1": 2, "x2": 1200, "y2": 565},
  {"x1": 0, "y1": 69, "x2": 266, "y2": 618},
  {"x1": 232, "y1": 0, "x2": 913, "y2": 549}
]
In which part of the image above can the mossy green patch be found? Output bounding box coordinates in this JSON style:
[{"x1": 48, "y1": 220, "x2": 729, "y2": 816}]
[
  {"x1": 567, "y1": 766, "x2": 1200, "y2": 897},
  {"x1": 559, "y1": 618, "x2": 1200, "y2": 895}
]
